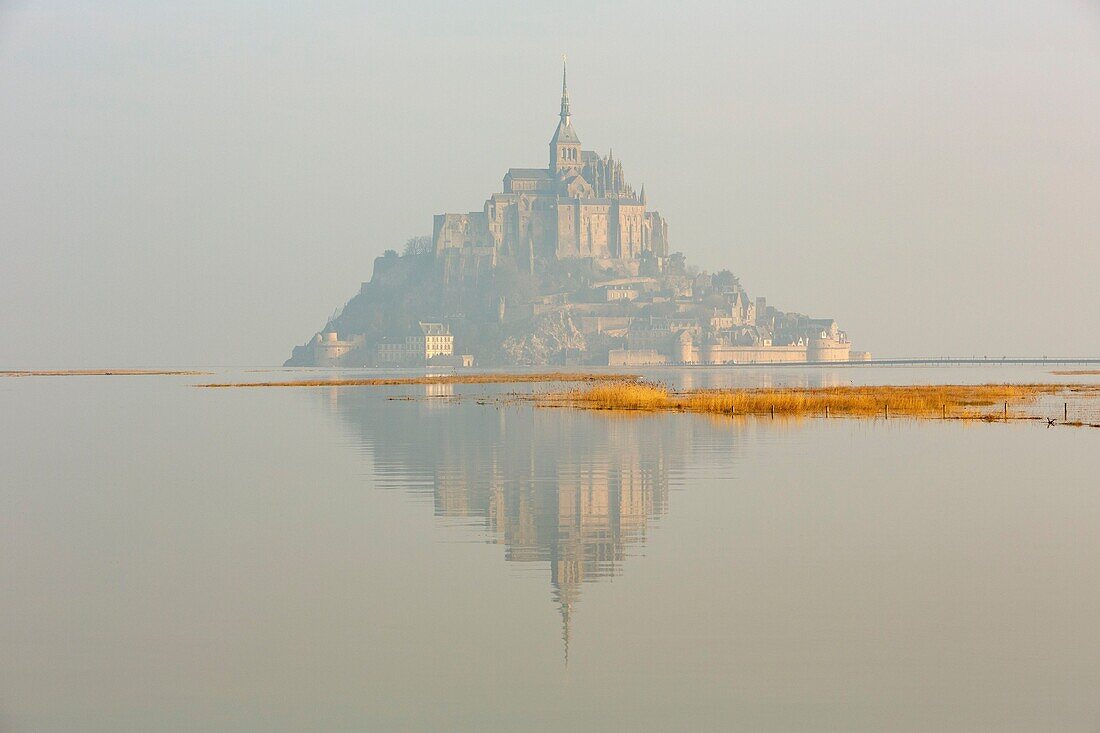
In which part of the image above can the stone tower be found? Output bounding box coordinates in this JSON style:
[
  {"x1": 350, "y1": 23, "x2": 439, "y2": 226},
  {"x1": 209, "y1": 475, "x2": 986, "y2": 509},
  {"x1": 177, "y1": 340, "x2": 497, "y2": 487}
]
[{"x1": 549, "y1": 59, "x2": 583, "y2": 177}]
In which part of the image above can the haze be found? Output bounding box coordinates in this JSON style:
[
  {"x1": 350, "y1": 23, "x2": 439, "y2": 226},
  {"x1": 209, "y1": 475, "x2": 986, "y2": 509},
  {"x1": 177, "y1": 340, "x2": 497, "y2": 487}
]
[{"x1": 1, "y1": 0, "x2": 1098, "y2": 367}]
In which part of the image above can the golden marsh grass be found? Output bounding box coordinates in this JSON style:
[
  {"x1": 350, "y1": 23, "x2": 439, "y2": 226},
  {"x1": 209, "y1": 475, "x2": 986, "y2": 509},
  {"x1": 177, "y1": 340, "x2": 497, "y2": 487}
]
[{"x1": 548, "y1": 381, "x2": 1100, "y2": 422}]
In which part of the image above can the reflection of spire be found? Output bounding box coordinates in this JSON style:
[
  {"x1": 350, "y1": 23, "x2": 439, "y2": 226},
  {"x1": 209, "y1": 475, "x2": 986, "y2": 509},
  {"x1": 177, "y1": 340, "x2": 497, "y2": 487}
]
[
  {"x1": 554, "y1": 563, "x2": 580, "y2": 669},
  {"x1": 561, "y1": 599, "x2": 572, "y2": 667},
  {"x1": 553, "y1": 556, "x2": 582, "y2": 668}
]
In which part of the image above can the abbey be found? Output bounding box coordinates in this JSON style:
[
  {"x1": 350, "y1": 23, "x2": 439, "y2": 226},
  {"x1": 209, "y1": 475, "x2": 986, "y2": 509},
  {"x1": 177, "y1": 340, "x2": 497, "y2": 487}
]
[
  {"x1": 432, "y1": 62, "x2": 669, "y2": 272},
  {"x1": 285, "y1": 63, "x2": 865, "y2": 367}
]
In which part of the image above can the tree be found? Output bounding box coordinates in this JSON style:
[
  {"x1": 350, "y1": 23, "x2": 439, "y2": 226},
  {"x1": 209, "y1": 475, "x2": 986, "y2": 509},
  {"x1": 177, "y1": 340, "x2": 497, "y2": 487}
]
[
  {"x1": 713, "y1": 269, "x2": 741, "y2": 293},
  {"x1": 666, "y1": 251, "x2": 687, "y2": 276},
  {"x1": 403, "y1": 235, "x2": 433, "y2": 257}
]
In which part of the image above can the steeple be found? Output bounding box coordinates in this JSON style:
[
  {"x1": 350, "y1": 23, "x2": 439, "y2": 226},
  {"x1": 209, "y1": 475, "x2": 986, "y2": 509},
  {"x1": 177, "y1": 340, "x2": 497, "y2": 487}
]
[
  {"x1": 560, "y1": 56, "x2": 570, "y2": 122},
  {"x1": 550, "y1": 56, "x2": 582, "y2": 175}
]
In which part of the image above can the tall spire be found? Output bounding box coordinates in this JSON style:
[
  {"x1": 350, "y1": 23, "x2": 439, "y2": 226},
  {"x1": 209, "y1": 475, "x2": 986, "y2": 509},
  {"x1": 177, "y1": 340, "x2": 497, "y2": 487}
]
[
  {"x1": 549, "y1": 55, "x2": 581, "y2": 171},
  {"x1": 560, "y1": 55, "x2": 570, "y2": 122}
]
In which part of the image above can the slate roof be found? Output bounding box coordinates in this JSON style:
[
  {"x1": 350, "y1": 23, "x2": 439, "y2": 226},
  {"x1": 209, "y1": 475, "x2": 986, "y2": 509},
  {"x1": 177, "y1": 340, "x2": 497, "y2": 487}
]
[
  {"x1": 550, "y1": 118, "x2": 581, "y2": 145},
  {"x1": 506, "y1": 168, "x2": 553, "y2": 179}
]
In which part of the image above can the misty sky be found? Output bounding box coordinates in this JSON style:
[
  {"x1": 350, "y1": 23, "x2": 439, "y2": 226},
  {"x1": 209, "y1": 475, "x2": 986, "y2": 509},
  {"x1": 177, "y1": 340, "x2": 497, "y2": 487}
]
[{"x1": 1, "y1": 0, "x2": 1098, "y2": 366}]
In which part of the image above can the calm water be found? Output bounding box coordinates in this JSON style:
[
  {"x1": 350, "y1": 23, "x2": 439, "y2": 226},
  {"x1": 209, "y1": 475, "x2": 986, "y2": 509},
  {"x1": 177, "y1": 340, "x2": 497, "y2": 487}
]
[{"x1": 2, "y1": 366, "x2": 1099, "y2": 732}]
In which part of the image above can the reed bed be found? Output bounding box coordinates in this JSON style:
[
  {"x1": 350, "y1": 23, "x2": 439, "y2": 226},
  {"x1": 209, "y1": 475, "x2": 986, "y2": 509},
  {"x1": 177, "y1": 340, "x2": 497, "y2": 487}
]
[
  {"x1": 576, "y1": 382, "x2": 671, "y2": 410},
  {"x1": 552, "y1": 381, "x2": 1097, "y2": 421},
  {"x1": 199, "y1": 372, "x2": 640, "y2": 388}
]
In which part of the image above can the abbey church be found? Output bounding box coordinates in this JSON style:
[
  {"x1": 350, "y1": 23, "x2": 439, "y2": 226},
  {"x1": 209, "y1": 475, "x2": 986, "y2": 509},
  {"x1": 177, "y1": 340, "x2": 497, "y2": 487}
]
[{"x1": 432, "y1": 62, "x2": 669, "y2": 272}]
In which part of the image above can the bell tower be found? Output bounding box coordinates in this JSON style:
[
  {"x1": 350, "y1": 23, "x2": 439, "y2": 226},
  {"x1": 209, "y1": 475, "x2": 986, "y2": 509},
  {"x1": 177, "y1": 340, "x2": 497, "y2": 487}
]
[{"x1": 549, "y1": 57, "x2": 582, "y2": 177}]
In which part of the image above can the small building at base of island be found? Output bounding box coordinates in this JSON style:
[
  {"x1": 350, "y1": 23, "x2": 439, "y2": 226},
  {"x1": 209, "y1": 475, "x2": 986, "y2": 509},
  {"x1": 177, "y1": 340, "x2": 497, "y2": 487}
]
[
  {"x1": 306, "y1": 324, "x2": 472, "y2": 368},
  {"x1": 374, "y1": 322, "x2": 472, "y2": 367},
  {"x1": 308, "y1": 332, "x2": 366, "y2": 367}
]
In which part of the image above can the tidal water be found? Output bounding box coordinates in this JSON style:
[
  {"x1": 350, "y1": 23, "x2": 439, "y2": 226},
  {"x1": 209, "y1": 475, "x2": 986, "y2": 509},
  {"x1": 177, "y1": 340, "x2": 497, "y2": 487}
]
[{"x1": 2, "y1": 365, "x2": 1099, "y2": 732}]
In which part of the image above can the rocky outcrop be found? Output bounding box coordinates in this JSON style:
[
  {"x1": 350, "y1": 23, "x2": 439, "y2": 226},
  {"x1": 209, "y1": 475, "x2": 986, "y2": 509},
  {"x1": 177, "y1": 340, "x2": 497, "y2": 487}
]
[
  {"x1": 284, "y1": 244, "x2": 858, "y2": 367},
  {"x1": 499, "y1": 310, "x2": 587, "y2": 365}
]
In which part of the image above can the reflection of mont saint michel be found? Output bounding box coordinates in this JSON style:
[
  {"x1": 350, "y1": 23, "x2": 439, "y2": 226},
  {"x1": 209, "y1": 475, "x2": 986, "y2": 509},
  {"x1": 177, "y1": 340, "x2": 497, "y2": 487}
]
[
  {"x1": 286, "y1": 62, "x2": 867, "y2": 367},
  {"x1": 328, "y1": 388, "x2": 694, "y2": 660}
]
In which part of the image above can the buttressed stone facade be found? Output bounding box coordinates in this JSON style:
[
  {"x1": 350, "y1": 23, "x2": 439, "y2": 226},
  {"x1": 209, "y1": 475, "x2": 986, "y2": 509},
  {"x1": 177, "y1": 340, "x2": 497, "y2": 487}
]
[{"x1": 432, "y1": 62, "x2": 670, "y2": 271}]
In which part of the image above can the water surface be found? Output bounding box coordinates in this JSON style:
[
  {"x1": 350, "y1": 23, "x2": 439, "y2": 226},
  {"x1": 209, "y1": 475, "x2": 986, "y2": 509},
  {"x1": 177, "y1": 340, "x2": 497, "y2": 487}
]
[{"x1": 2, "y1": 366, "x2": 1098, "y2": 731}]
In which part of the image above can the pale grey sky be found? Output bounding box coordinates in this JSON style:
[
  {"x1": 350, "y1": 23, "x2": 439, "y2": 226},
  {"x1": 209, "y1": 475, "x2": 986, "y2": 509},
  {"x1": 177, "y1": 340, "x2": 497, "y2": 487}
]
[{"x1": 1, "y1": 0, "x2": 1098, "y2": 366}]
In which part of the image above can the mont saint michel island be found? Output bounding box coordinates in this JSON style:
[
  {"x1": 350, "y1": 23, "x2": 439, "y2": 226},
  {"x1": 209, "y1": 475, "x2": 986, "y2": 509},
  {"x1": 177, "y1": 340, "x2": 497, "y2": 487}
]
[
  {"x1": 9, "y1": 4, "x2": 1100, "y2": 730},
  {"x1": 286, "y1": 64, "x2": 865, "y2": 368}
]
